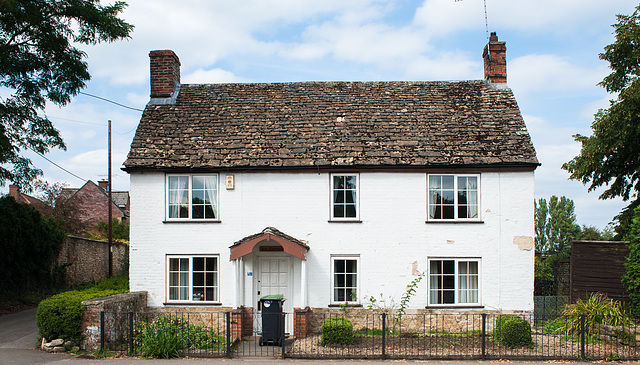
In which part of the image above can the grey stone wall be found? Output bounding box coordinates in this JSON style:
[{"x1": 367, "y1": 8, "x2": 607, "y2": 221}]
[
  {"x1": 56, "y1": 236, "x2": 128, "y2": 287},
  {"x1": 81, "y1": 292, "x2": 147, "y2": 350}
]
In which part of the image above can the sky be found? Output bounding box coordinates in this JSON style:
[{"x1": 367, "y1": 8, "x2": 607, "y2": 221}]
[{"x1": 1, "y1": 0, "x2": 638, "y2": 230}]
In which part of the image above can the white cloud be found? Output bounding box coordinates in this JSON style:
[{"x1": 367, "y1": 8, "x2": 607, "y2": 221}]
[
  {"x1": 182, "y1": 69, "x2": 248, "y2": 84},
  {"x1": 509, "y1": 54, "x2": 607, "y2": 95},
  {"x1": 414, "y1": 0, "x2": 639, "y2": 37},
  {"x1": 405, "y1": 51, "x2": 478, "y2": 80},
  {"x1": 579, "y1": 95, "x2": 613, "y2": 121}
]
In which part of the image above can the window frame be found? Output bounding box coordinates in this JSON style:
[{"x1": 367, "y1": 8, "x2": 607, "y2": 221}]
[
  {"x1": 165, "y1": 174, "x2": 220, "y2": 221},
  {"x1": 427, "y1": 257, "x2": 481, "y2": 307},
  {"x1": 330, "y1": 255, "x2": 360, "y2": 305},
  {"x1": 427, "y1": 174, "x2": 481, "y2": 222},
  {"x1": 330, "y1": 173, "x2": 360, "y2": 221},
  {"x1": 166, "y1": 255, "x2": 220, "y2": 304}
]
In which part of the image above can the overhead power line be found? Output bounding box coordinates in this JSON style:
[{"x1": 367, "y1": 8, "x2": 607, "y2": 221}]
[
  {"x1": 79, "y1": 91, "x2": 144, "y2": 112},
  {"x1": 28, "y1": 146, "x2": 86, "y2": 182}
]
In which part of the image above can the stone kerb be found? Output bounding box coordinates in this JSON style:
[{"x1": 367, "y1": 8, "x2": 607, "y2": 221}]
[{"x1": 81, "y1": 291, "x2": 147, "y2": 350}]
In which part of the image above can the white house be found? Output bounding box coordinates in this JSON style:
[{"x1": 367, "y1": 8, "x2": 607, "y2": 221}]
[{"x1": 124, "y1": 32, "x2": 539, "y2": 327}]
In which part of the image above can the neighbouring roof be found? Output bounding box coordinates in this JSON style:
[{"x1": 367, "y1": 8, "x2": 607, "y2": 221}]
[
  {"x1": 110, "y1": 192, "x2": 129, "y2": 208},
  {"x1": 124, "y1": 81, "x2": 538, "y2": 171}
]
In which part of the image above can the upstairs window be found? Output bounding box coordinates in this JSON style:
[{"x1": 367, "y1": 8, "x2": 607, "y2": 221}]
[
  {"x1": 167, "y1": 175, "x2": 218, "y2": 220},
  {"x1": 331, "y1": 174, "x2": 359, "y2": 220},
  {"x1": 428, "y1": 174, "x2": 479, "y2": 221}
]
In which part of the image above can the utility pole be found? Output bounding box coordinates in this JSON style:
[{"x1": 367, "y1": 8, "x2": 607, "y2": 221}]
[{"x1": 108, "y1": 120, "x2": 113, "y2": 277}]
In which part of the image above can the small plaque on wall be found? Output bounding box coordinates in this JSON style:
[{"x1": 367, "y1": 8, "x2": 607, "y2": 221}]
[{"x1": 226, "y1": 175, "x2": 235, "y2": 190}]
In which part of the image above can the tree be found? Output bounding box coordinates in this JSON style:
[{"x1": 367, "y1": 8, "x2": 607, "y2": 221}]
[
  {"x1": 0, "y1": 1, "x2": 132, "y2": 187},
  {"x1": 31, "y1": 179, "x2": 85, "y2": 234},
  {"x1": 535, "y1": 199, "x2": 549, "y2": 252},
  {"x1": 579, "y1": 225, "x2": 615, "y2": 241},
  {"x1": 622, "y1": 206, "x2": 640, "y2": 313},
  {"x1": 562, "y1": 5, "x2": 640, "y2": 225},
  {"x1": 0, "y1": 195, "x2": 66, "y2": 292},
  {"x1": 91, "y1": 218, "x2": 129, "y2": 242},
  {"x1": 535, "y1": 196, "x2": 581, "y2": 255}
]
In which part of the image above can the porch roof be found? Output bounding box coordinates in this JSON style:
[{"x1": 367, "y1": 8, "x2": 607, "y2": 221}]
[{"x1": 229, "y1": 227, "x2": 309, "y2": 261}]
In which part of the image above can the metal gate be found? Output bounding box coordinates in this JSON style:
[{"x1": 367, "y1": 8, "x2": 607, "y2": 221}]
[{"x1": 230, "y1": 311, "x2": 289, "y2": 358}]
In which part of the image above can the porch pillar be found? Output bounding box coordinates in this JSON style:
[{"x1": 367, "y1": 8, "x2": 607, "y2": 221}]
[
  {"x1": 238, "y1": 257, "x2": 244, "y2": 306},
  {"x1": 301, "y1": 259, "x2": 307, "y2": 307},
  {"x1": 232, "y1": 259, "x2": 238, "y2": 308}
]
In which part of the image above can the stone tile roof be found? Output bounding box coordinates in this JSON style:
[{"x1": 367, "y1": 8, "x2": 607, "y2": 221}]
[{"x1": 124, "y1": 80, "x2": 538, "y2": 171}]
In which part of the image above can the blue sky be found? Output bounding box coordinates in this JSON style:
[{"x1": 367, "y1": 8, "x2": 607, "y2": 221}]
[{"x1": 2, "y1": 0, "x2": 638, "y2": 230}]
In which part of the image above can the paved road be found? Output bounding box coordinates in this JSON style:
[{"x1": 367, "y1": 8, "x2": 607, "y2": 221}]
[
  {"x1": 0, "y1": 308, "x2": 598, "y2": 364},
  {"x1": 0, "y1": 308, "x2": 71, "y2": 364}
]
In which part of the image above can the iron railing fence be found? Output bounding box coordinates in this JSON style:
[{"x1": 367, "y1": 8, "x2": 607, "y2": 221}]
[
  {"x1": 101, "y1": 311, "x2": 229, "y2": 358},
  {"x1": 96, "y1": 311, "x2": 640, "y2": 360}
]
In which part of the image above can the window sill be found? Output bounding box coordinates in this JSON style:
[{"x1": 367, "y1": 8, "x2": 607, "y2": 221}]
[
  {"x1": 164, "y1": 302, "x2": 223, "y2": 306},
  {"x1": 163, "y1": 220, "x2": 222, "y2": 224},
  {"x1": 328, "y1": 220, "x2": 362, "y2": 223},
  {"x1": 425, "y1": 220, "x2": 484, "y2": 224},
  {"x1": 425, "y1": 305, "x2": 484, "y2": 309},
  {"x1": 328, "y1": 304, "x2": 363, "y2": 308}
]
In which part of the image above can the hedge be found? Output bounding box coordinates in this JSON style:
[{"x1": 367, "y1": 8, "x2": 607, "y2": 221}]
[{"x1": 36, "y1": 277, "x2": 127, "y2": 342}]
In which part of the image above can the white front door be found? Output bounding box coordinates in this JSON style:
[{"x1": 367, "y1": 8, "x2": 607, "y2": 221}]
[{"x1": 256, "y1": 256, "x2": 293, "y2": 333}]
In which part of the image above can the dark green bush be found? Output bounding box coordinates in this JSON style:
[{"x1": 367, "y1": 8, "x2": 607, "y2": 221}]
[
  {"x1": 0, "y1": 196, "x2": 65, "y2": 292},
  {"x1": 494, "y1": 314, "x2": 533, "y2": 348},
  {"x1": 36, "y1": 275, "x2": 127, "y2": 343},
  {"x1": 321, "y1": 317, "x2": 354, "y2": 345},
  {"x1": 622, "y1": 206, "x2": 640, "y2": 314}
]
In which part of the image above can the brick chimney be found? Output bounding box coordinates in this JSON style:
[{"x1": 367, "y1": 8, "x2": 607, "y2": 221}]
[
  {"x1": 149, "y1": 50, "x2": 181, "y2": 98},
  {"x1": 98, "y1": 179, "x2": 109, "y2": 192},
  {"x1": 9, "y1": 184, "x2": 20, "y2": 200},
  {"x1": 483, "y1": 32, "x2": 507, "y2": 87}
]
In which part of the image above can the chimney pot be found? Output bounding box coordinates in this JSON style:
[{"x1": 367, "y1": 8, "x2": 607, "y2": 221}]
[
  {"x1": 483, "y1": 32, "x2": 507, "y2": 86},
  {"x1": 149, "y1": 50, "x2": 181, "y2": 98}
]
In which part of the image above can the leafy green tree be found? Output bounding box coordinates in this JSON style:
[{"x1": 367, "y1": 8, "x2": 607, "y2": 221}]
[
  {"x1": 621, "y1": 206, "x2": 640, "y2": 313},
  {"x1": 562, "y1": 5, "x2": 640, "y2": 233},
  {"x1": 92, "y1": 218, "x2": 129, "y2": 242},
  {"x1": 31, "y1": 180, "x2": 85, "y2": 234},
  {"x1": 535, "y1": 199, "x2": 549, "y2": 252},
  {"x1": 579, "y1": 225, "x2": 615, "y2": 241},
  {"x1": 0, "y1": 195, "x2": 66, "y2": 292},
  {"x1": 535, "y1": 196, "x2": 581, "y2": 254},
  {"x1": 0, "y1": 0, "x2": 133, "y2": 186}
]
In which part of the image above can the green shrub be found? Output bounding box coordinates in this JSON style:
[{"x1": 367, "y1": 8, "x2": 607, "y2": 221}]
[
  {"x1": 0, "y1": 196, "x2": 65, "y2": 292},
  {"x1": 622, "y1": 206, "x2": 640, "y2": 314},
  {"x1": 321, "y1": 317, "x2": 354, "y2": 345},
  {"x1": 36, "y1": 273, "x2": 128, "y2": 343},
  {"x1": 37, "y1": 289, "x2": 118, "y2": 342},
  {"x1": 560, "y1": 293, "x2": 626, "y2": 336},
  {"x1": 134, "y1": 315, "x2": 225, "y2": 358},
  {"x1": 494, "y1": 314, "x2": 533, "y2": 348}
]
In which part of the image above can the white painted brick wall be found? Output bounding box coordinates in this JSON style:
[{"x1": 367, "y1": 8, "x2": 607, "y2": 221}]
[{"x1": 129, "y1": 170, "x2": 534, "y2": 311}]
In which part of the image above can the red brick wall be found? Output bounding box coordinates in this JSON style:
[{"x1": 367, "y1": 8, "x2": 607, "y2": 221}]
[
  {"x1": 294, "y1": 307, "x2": 312, "y2": 339},
  {"x1": 69, "y1": 181, "x2": 124, "y2": 227}
]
